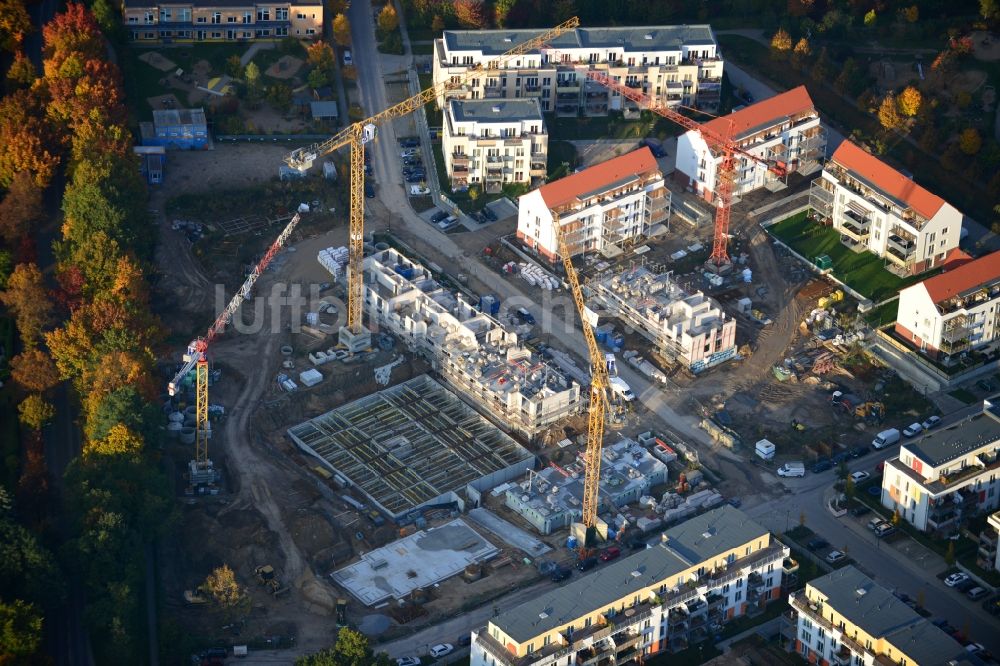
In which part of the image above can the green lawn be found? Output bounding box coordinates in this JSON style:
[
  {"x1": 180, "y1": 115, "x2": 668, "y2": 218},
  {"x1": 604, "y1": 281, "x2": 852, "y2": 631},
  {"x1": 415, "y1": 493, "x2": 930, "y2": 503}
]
[
  {"x1": 547, "y1": 140, "x2": 578, "y2": 179},
  {"x1": 546, "y1": 111, "x2": 682, "y2": 142},
  {"x1": 864, "y1": 299, "x2": 899, "y2": 327},
  {"x1": 767, "y1": 211, "x2": 922, "y2": 302},
  {"x1": 411, "y1": 42, "x2": 434, "y2": 55}
]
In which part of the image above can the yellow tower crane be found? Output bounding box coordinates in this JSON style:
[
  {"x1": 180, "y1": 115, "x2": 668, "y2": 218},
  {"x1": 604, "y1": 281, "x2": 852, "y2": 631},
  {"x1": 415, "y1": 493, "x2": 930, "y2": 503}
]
[{"x1": 283, "y1": 17, "x2": 580, "y2": 352}]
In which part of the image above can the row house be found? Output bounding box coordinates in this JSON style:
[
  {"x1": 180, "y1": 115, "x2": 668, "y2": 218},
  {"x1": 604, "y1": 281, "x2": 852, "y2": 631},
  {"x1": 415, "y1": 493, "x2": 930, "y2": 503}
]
[
  {"x1": 470, "y1": 506, "x2": 788, "y2": 665},
  {"x1": 122, "y1": 0, "x2": 322, "y2": 42},
  {"x1": 442, "y1": 99, "x2": 548, "y2": 192},
  {"x1": 895, "y1": 250, "x2": 1000, "y2": 362},
  {"x1": 433, "y1": 26, "x2": 723, "y2": 118},
  {"x1": 881, "y1": 399, "x2": 1000, "y2": 534},
  {"x1": 516, "y1": 147, "x2": 669, "y2": 260},
  {"x1": 675, "y1": 86, "x2": 826, "y2": 201},
  {"x1": 810, "y1": 140, "x2": 963, "y2": 277}
]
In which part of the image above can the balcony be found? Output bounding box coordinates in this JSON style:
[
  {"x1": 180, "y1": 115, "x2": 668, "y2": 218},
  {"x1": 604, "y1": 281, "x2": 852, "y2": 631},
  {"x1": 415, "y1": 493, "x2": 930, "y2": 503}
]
[
  {"x1": 886, "y1": 233, "x2": 916, "y2": 256},
  {"x1": 556, "y1": 80, "x2": 580, "y2": 92},
  {"x1": 484, "y1": 86, "x2": 503, "y2": 98},
  {"x1": 451, "y1": 152, "x2": 469, "y2": 165},
  {"x1": 840, "y1": 235, "x2": 866, "y2": 253},
  {"x1": 840, "y1": 219, "x2": 870, "y2": 242}
]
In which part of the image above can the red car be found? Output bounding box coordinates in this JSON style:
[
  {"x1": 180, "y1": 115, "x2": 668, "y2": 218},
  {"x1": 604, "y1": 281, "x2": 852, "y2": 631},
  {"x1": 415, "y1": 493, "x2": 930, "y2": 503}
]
[{"x1": 599, "y1": 547, "x2": 621, "y2": 562}]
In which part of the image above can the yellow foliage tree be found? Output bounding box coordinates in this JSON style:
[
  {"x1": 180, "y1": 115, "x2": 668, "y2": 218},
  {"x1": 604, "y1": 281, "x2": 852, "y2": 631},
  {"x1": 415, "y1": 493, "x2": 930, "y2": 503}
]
[
  {"x1": 18, "y1": 394, "x2": 54, "y2": 430},
  {"x1": 770, "y1": 28, "x2": 793, "y2": 54},
  {"x1": 332, "y1": 13, "x2": 351, "y2": 48},
  {"x1": 897, "y1": 86, "x2": 922, "y2": 117},
  {"x1": 203, "y1": 564, "x2": 245, "y2": 609},
  {"x1": 878, "y1": 93, "x2": 902, "y2": 130},
  {"x1": 377, "y1": 3, "x2": 398, "y2": 35},
  {"x1": 84, "y1": 423, "x2": 143, "y2": 458}
]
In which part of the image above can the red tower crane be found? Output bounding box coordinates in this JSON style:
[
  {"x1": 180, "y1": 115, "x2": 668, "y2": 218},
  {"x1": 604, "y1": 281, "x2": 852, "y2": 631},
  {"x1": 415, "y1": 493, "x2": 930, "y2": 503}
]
[{"x1": 583, "y1": 70, "x2": 785, "y2": 267}]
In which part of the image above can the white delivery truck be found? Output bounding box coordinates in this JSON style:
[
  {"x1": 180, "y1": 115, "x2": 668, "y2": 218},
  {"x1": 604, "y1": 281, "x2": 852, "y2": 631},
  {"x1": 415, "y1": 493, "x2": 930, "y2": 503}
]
[
  {"x1": 609, "y1": 376, "x2": 635, "y2": 402},
  {"x1": 872, "y1": 428, "x2": 901, "y2": 450},
  {"x1": 755, "y1": 439, "x2": 776, "y2": 461},
  {"x1": 777, "y1": 461, "x2": 805, "y2": 477}
]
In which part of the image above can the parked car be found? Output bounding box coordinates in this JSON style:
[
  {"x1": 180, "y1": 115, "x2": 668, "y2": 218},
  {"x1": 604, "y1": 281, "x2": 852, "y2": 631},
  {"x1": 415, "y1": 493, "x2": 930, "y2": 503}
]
[
  {"x1": 944, "y1": 572, "x2": 970, "y2": 588},
  {"x1": 398, "y1": 137, "x2": 420, "y2": 148},
  {"x1": 405, "y1": 173, "x2": 426, "y2": 183},
  {"x1": 482, "y1": 206, "x2": 498, "y2": 221},
  {"x1": 457, "y1": 635, "x2": 472, "y2": 647},
  {"x1": 402, "y1": 158, "x2": 423, "y2": 168},
  {"x1": 343, "y1": 49, "x2": 353, "y2": 66},
  {"x1": 849, "y1": 505, "x2": 870, "y2": 517},
  {"x1": 364, "y1": 182, "x2": 375, "y2": 198},
  {"x1": 977, "y1": 379, "x2": 994, "y2": 392},
  {"x1": 516, "y1": 307, "x2": 536, "y2": 325},
  {"x1": 430, "y1": 210, "x2": 449, "y2": 224},
  {"x1": 436, "y1": 216, "x2": 457, "y2": 231},
  {"x1": 599, "y1": 546, "x2": 621, "y2": 562},
  {"x1": 955, "y1": 578, "x2": 976, "y2": 593},
  {"x1": 550, "y1": 566, "x2": 572, "y2": 582},
  {"x1": 811, "y1": 459, "x2": 833, "y2": 473},
  {"x1": 966, "y1": 643, "x2": 985, "y2": 655},
  {"x1": 806, "y1": 537, "x2": 829, "y2": 551},
  {"x1": 410, "y1": 185, "x2": 431, "y2": 196},
  {"x1": 868, "y1": 517, "x2": 887, "y2": 531},
  {"x1": 874, "y1": 523, "x2": 895, "y2": 538},
  {"x1": 850, "y1": 446, "x2": 871, "y2": 458},
  {"x1": 400, "y1": 148, "x2": 419, "y2": 158},
  {"x1": 922, "y1": 415, "x2": 942, "y2": 430},
  {"x1": 849, "y1": 471, "x2": 870, "y2": 483},
  {"x1": 396, "y1": 658, "x2": 420, "y2": 666},
  {"x1": 902, "y1": 423, "x2": 923, "y2": 437},
  {"x1": 429, "y1": 644, "x2": 454, "y2": 658},
  {"x1": 968, "y1": 587, "x2": 989, "y2": 601},
  {"x1": 727, "y1": 497, "x2": 742, "y2": 508},
  {"x1": 576, "y1": 556, "x2": 598, "y2": 571},
  {"x1": 825, "y1": 550, "x2": 847, "y2": 564}
]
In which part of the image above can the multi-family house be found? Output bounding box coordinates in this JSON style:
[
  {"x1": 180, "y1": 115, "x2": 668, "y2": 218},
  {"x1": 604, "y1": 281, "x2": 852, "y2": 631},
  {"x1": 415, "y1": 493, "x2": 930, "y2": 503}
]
[
  {"x1": 433, "y1": 26, "x2": 723, "y2": 117},
  {"x1": 881, "y1": 399, "x2": 1000, "y2": 534},
  {"x1": 122, "y1": 0, "x2": 323, "y2": 42},
  {"x1": 442, "y1": 99, "x2": 547, "y2": 192},
  {"x1": 978, "y1": 511, "x2": 1000, "y2": 572},
  {"x1": 810, "y1": 140, "x2": 963, "y2": 276},
  {"x1": 470, "y1": 506, "x2": 788, "y2": 665},
  {"x1": 674, "y1": 86, "x2": 826, "y2": 201},
  {"x1": 516, "y1": 147, "x2": 669, "y2": 260},
  {"x1": 789, "y1": 566, "x2": 967, "y2": 666},
  {"x1": 895, "y1": 250, "x2": 1000, "y2": 361}
]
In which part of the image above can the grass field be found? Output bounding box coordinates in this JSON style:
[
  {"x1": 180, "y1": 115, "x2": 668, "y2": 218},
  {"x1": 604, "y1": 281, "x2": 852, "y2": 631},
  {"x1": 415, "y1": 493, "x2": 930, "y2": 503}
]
[
  {"x1": 768, "y1": 211, "x2": 921, "y2": 302},
  {"x1": 547, "y1": 140, "x2": 577, "y2": 179}
]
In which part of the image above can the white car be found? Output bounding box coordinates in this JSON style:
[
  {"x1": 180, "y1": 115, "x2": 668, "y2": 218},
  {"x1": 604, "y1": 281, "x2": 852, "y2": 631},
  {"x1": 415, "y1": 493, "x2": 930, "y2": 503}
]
[
  {"x1": 825, "y1": 550, "x2": 847, "y2": 564},
  {"x1": 944, "y1": 572, "x2": 970, "y2": 587},
  {"x1": 922, "y1": 415, "x2": 942, "y2": 430},
  {"x1": 409, "y1": 185, "x2": 430, "y2": 196},
  {"x1": 343, "y1": 49, "x2": 353, "y2": 66},
  {"x1": 849, "y1": 471, "x2": 870, "y2": 483},
  {"x1": 396, "y1": 658, "x2": 420, "y2": 666},
  {"x1": 430, "y1": 643, "x2": 454, "y2": 658},
  {"x1": 902, "y1": 422, "x2": 923, "y2": 437},
  {"x1": 400, "y1": 148, "x2": 419, "y2": 158}
]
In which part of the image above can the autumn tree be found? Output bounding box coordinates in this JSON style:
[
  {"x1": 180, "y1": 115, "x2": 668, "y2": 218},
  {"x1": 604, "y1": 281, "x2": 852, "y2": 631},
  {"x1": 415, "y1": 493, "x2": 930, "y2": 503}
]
[
  {"x1": 245, "y1": 61, "x2": 261, "y2": 92},
  {"x1": 225, "y1": 54, "x2": 242, "y2": 78},
  {"x1": 896, "y1": 86, "x2": 922, "y2": 117},
  {"x1": 982, "y1": 0, "x2": 1000, "y2": 21},
  {"x1": 84, "y1": 423, "x2": 143, "y2": 458},
  {"x1": 203, "y1": 564, "x2": 246, "y2": 617},
  {"x1": 0, "y1": 171, "x2": 44, "y2": 245},
  {"x1": 6, "y1": 51, "x2": 36, "y2": 87},
  {"x1": 307, "y1": 41, "x2": 335, "y2": 70},
  {"x1": 864, "y1": 9, "x2": 877, "y2": 25},
  {"x1": 332, "y1": 14, "x2": 351, "y2": 48},
  {"x1": 378, "y1": 3, "x2": 398, "y2": 35},
  {"x1": 18, "y1": 395, "x2": 55, "y2": 430},
  {"x1": 295, "y1": 628, "x2": 391, "y2": 666},
  {"x1": 0, "y1": 0, "x2": 32, "y2": 52},
  {"x1": 0, "y1": 599, "x2": 42, "y2": 658},
  {"x1": 877, "y1": 93, "x2": 902, "y2": 130},
  {"x1": 10, "y1": 349, "x2": 61, "y2": 393},
  {"x1": 431, "y1": 14, "x2": 445, "y2": 32},
  {"x1": 493, "y1": 0, "x2": 517, "y2": 26},
  {"x1": 89, "y1": 0, "x2": 119, "y2": 34},
  {"x1": 454, "y1": 0, "x2": 486, "y2": 28},
  {"x1": 792, "y1": 37, "x2": 811, "y2": 69},
  {"x1": 0, "y1": 91, "x2": 60, "y2": 188},
  {"x1": 959, "y1": 128, "x2": 982, "y2": 155},
  {"x1": 1, "y1": 263, "x2": 54, "y2": 348},
  {"x1": 307, "y1": 67, "x2": 329, "y2": 89},
  {"x1": 41, "y1": 3, "x2": 104, "y2": 81},
  {"x1": 901, "y1": 5, "x2": 919, "y2": 22},
  {"x1": 770, "y1": 28, "x2": 792, "y2": 56}
]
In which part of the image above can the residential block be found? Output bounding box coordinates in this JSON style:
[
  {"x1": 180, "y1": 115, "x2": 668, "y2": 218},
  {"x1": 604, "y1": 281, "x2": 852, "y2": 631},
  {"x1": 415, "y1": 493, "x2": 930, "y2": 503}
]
[
  {"x1": 433, "y1": 26, "x2": 723, "y2": 117},
  {"x1": 122, "y1": 0, "x2": 323, "y2": 42},
  {"x1": 442, "y1": 99, "x2": 547, "y2": 192}
]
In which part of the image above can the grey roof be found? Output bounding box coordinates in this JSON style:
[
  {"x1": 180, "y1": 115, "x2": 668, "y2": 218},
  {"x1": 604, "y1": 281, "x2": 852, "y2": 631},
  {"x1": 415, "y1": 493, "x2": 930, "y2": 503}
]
[
  {"x1": 309, "y1": 101, "x2": 339, "y2": 118},
  {"x1": 152, "y1": 108, "x2": 206, "y2": 127},
  {"x1": 442, "y1": 25, "x2": 716, "y2": 56},
  {"x1": 448, "y1": 99, "x2": 543, "y2": 124},
  {"x1": 125, "y1": 0, "x2": 319, "y2": 7},
  {"x1": 808, "y1": 566, "x2": 966, "y2": 664},
  {"x1": 492, "y1": 506, "x2": 768, "y2": 643},
  {"x1": 905, "y1": 407, "x2": 1000, "y2": 467}
]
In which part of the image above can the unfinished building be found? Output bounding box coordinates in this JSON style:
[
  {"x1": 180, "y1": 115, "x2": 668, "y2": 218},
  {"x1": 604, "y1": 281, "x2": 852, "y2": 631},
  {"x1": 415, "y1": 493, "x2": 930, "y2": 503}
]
[
  {"x1": 287, "y1": 375, "x2": 534, "y2": 521},
  {"x1": 358, "y1": 247, "x2": 581, "y2": 437},
  {"x1": 504, "y1": 437, "x2": 668, "y2": 534},
  {"x1": 591, "y1": 266, "x2": 737, "y2": 373}
]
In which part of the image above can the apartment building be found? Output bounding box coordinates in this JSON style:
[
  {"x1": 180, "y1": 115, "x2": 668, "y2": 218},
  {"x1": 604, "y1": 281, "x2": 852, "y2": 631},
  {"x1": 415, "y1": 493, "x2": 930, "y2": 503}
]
[
  {"x1": 433, "y1": 26, "x2": 723, "y2": 117},
  {"x1": 895, "y1": 250, "x2": 1000, "y2": 361},
  {"x1": 359, "y1": 247, "x2": 581, "y2": 437},
  {"x1": 122, "y1": 0, "x2": 322, "y2": 42},
  {"x1": 591, "y1": 265, "x2": 737, "y2": 373},
  {"x1": 470, "y1": 506, "x2": 788, "y2": 665},
  {"x1": 790, "y1": 566, "x2": 967, "y2": 666},
  {"x1": 516, "y1": 147, "x2": 669, "y2": 260},
  {"x1": 675, "y1": 86, "x2": 826, "y2": 201},
  {"x1": 881, "y1": 399, "x2": 1000, "y2": 534},
  {"x1": 978, "y1": 510, "x2": 1000, "y2": 572},
  {"x1": 810, "y1": 140, "x2": 963, "y2": 276},
  {"x1": 442, "y1": 99, "x2": 547, "y2": 192}
]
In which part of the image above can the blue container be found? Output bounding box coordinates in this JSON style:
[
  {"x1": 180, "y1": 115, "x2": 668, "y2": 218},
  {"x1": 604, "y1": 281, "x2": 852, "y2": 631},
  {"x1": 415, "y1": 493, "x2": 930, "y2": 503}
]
[
  {"x1": 607, "y1": 529, "x2": 616, "y2": 541},
  {"x1": 566, "y1": 536, "x2": 578, "y2": 549},
  {"x1": 490, "y1": 297, "x2": 500, "y2": 316},
  {"x1": 612, "y1": 333, "x2": 625, "y2": 347},
  {"x1": 595, "y1": 330, "x2": 609, "y2": 344},
  {"x1": 394, "y1": 264, "x2": 415, "y2": 280}
]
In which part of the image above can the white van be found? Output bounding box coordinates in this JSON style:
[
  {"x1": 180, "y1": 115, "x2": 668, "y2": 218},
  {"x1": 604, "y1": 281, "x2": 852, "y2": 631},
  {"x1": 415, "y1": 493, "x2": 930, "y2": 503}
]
[
  {"x1": 872, "y1": 428, "x2": 901, "y2": 450},
  {"x1": 777, "y1": 462, "x2": 805, "y2": 477},
  {"x1": 609, "y1": 376, "x2": 635, "y2": 402}
]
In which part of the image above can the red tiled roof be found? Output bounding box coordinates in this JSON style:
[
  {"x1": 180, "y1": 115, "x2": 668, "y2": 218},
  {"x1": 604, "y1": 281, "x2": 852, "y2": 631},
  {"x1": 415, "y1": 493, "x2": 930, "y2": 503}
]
[
  {"x1": 701, "y1": 85, "x2": 816, "y2": 140},
  {"x1": 921, "y1": 250, "x2": 1000, "y2": 304},
  {"x1": 830, "y1": 140, "x2": 945, "y2": 219},
  {"x1": 538, "y1": 147, "x2": 658, "y2": 209}
]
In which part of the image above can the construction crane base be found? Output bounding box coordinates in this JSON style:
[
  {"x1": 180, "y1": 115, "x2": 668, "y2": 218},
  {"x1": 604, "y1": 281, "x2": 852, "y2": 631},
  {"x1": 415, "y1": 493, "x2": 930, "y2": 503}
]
[
  {"x1": 188, "y1": 459, "x2": 217, "y2": 486},
  {"x1": 338, "y1": 325, "x2": 372, "y2": 354},
  {"x1": 704, "y1": 258, "x2": 734, "y2": 274}
]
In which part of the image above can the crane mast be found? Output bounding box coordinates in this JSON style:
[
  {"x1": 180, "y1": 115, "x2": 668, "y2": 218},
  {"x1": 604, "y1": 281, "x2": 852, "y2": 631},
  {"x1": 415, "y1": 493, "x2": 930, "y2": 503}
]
[
  {"x1": 283, "y1": 18, "x2": 581, "y2": 350},
  {"x1": 168, "y1": 212, "x2": 302, "y2": 481}
]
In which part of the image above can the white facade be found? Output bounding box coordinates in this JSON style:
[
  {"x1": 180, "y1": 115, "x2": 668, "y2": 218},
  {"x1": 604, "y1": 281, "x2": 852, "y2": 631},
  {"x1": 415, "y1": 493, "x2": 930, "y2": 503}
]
[
  {"x1": 881, "y1": 400, "x2": 1000, "y2": 533},
  {"x1": 810, "y1": 140, "x2": 963, "y2": 277},
  {"x1": 433, "y1": 26, "x2": 723, "y2": 116},
  {"x1": 675, "y1": 86, "x2": 825, "y2": 200},
  {"x1": 591, "y1": 266, "x2": 737, "y2": 372},
  {"x1": 361, "y1": 247, "x2": 581, "y2": 436},
  {"x1": 894, "y1": 250, "x2": 1000, "y2": 360},
  {"x1": 443, "y1": 99, "x2": 548, "y2": 192},
  {"x1": 516, "y1": 148, "x2": 669, "y2": 260}
]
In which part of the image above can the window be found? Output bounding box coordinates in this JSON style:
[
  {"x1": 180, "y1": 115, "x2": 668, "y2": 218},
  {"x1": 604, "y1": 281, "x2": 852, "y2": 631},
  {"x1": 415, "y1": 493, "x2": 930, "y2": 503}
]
[
  {"x1": 297, "y1": 12, "x2": 305, "y2": 18},
  {"x1": 243, "y1": 11, "x2": 251, "y2": 22},
  {"x1": 227, "y1": 16, "x2": 237, "y2": 22},
  {"x1": 257, "y1": 8, "x2": 270, "y2": 20},
  {"x1": 275, "y1": 7, "x2": 288, "y2": 19},
  {"x1": 305, "y1": 28, "x2": 315, "y2": 34},
  {"x1": 196, "y1": 16, "x2": 206, "y2": 23},
  {"x1": 211, "y1": 12, "x2": 221, "y2": 23},
  {"x1": 128, "y1": 16, "x2": 138, "y2": 23},
  {"x1": 144, "y1": 11, "x2": 154, "y2": 22},
  {"x1": 735, "y1": 591, "x2": 742, "y2": 602},
  {"x1": 526, "y1": 643, "x2": 534, "y2": 654}
]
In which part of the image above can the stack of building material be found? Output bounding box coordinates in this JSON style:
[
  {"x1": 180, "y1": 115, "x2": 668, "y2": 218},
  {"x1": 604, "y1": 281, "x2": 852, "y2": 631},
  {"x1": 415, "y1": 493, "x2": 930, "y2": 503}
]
[
  {"x1": 318, "y1": 246, "x2": 349, "y2": 280},
  {"x1": 299, "y1": 369, "x2": 323, "y2": 387},
  {"x1": 518, "y1": 262, "x2": 559, "y2": 290}
]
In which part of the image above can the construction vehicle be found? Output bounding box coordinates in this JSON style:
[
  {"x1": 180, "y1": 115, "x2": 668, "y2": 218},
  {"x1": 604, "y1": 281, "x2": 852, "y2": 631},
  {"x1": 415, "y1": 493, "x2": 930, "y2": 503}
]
[
  {"x1": 183, "y1": 588, "x2": 210, "y2": 606},
  {"x1": 167, "y1": 213, "x2": 303, "y2": 485},
  {"x1": 254, "y1": 565, "x2": 288, "y2": 597},
  {"x1": 282, "y1": 18, "x2": 580, "y2": 353},
  {"x1": 582, "y1": 71, "x2": 786, "y2": 268}
]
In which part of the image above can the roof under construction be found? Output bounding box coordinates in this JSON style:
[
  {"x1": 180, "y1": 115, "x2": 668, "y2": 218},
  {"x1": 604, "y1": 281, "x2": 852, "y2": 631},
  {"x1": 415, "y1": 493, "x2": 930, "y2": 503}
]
[{"x1": 287, "y1": 375, "x2": 534, "y2": 520}]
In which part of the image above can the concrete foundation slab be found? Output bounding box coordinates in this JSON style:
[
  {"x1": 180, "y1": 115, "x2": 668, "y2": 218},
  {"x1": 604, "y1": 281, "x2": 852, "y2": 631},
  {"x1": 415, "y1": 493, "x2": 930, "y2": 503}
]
[
  {"x1": 338, "y1": 325, "x2": 372, "y2": 353},
  {"x1": 331, "y1": 518, "x2": 499, "y2": 605},
  {"x1": 467, "y1": 508, "x2": 551, "y2": 557}
]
